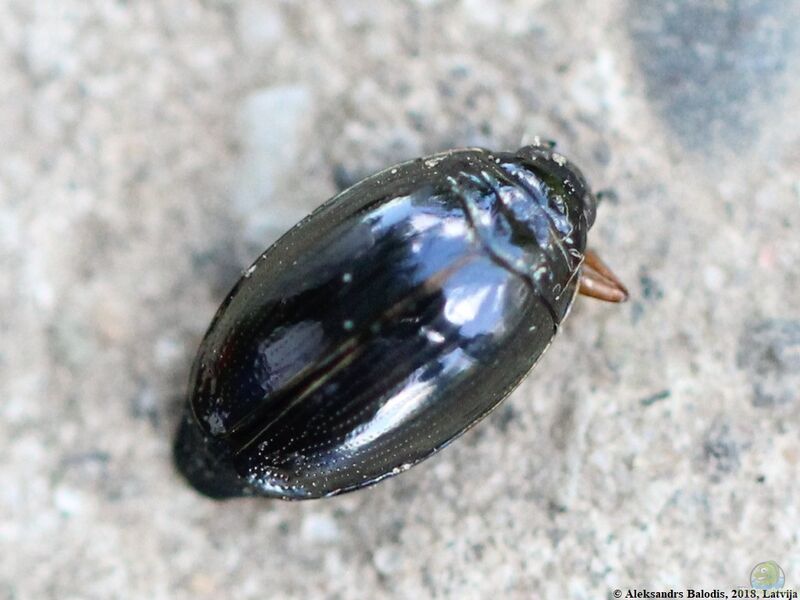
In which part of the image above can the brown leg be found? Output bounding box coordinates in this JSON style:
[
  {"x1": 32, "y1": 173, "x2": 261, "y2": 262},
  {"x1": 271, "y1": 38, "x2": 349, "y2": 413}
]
[{"x1": 578, "y1": 249, "x2": 629, "y2": 303}]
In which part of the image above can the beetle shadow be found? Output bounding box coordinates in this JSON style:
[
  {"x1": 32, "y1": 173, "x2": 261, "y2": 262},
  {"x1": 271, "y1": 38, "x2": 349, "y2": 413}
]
[{"x1": 140, "y1": 210, "x2": 248, "y2": 463}]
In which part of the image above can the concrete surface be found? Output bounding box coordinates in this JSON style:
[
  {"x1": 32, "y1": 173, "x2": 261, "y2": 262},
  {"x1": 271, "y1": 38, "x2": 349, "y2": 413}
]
[{"x1": 2, "y1": 1, "x2": 800, "y2": 598}]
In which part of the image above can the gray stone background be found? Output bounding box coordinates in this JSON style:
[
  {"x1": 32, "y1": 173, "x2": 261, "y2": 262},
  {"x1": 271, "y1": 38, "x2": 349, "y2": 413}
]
[{"x1": 2, "y1": 1, "x2": 800, "y2": 598}]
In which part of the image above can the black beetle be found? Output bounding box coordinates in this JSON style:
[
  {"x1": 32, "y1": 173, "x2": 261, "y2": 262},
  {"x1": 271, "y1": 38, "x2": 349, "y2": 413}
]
[{"x1": 174, "y1": 142, "x2": 627, "y2": 500}]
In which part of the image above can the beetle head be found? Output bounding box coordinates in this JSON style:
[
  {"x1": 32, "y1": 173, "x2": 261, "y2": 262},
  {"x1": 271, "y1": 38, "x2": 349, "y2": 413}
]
[{"x1": 517, "y1": 144, "x2": 598, "y2": 230}]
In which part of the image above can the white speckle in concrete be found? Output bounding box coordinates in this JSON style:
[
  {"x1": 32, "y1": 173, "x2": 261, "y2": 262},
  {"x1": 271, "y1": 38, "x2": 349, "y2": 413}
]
[
  {"x1": 301, "y1": 513, "x2": 340, "y2": 543},
  {"x1": 373, "y1": 545, "x2": 401, "y2": 575},
  {"x1": 234, "y1": 84, "x2": 313, "y2": 244},
  {"x1": 236, "y1": 1, "x2": 285, "y2": 53},
  {"x1": 54, "y1": 487, "x2": 84, "y2": 517},
  {"x1": 703, "y1": 264, "x2": 726, "y2": 291}
]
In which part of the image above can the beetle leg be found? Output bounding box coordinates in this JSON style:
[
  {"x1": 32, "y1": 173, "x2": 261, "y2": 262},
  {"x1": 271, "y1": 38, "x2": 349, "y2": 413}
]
[{"x1": 578, "y1": 249, "x2": 629, "y2": 303}]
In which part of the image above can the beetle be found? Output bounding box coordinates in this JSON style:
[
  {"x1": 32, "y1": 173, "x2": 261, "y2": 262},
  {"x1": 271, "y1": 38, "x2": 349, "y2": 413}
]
[{"x1": 173, "y1": 142, "x2": 627, "y2": 500}]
